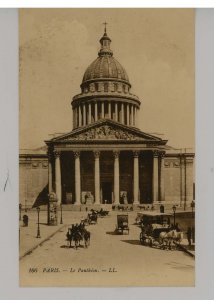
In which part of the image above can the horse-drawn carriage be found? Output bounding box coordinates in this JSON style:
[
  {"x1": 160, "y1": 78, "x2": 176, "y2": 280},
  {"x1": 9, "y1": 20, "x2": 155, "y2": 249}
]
[
  {"x1": 90, "y1": 208, "x2": 109, "y2": 218},
  {"x1": 86, "y1": 210, "x2": 98, "y2": 224},
  {"x1": 136, "y1": 211, "x2": 171, "y2": 226},
  {"x1": 138, "y1": 212, "x2": 183, "y2": 250},
  {"x1": 116, "y1": 214, "x2": 129, "y2": 234},
  {"x1": 66, "y1": 223, "x2": 90, "y2": 249},
  {"x1": 81, "y1": 208, "x2": 109, "y2": 226},
  {"x1": 97, "y1": 208, "x2": 109, "y2": 217}
]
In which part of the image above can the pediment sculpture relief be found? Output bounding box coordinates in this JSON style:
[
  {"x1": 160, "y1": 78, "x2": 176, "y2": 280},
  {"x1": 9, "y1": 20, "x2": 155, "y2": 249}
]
[{"x1": 67, "y1": 125, "x2": 145, "y2": 141}]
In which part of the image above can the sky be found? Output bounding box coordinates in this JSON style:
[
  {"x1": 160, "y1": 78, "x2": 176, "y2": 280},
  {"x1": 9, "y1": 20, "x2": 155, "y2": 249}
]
[{"x1": 19, "y1": 8, "x2": 194, "y2": 150}]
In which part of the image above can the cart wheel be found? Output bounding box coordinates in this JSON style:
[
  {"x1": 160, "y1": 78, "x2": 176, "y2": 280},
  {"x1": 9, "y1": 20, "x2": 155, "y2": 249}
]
[
  {"x1": 140, "y1": 233, "x2": 144, "y2": 245},
  {"x1": 140, "y1": 232, "x2": 143, "y2": 245}
]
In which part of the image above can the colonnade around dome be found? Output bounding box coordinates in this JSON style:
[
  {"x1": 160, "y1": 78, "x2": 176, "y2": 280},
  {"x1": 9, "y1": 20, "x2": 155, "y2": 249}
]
[{"x1": 72, "y1": 100, "x2": 139, "y2": 128}]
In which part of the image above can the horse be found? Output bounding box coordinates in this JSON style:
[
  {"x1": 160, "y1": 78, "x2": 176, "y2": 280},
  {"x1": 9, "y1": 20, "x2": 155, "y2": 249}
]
[
  {"x1": 77, "y1": 223, "x2": 91, "y2": 248},
  {"x1": 159, "y1": 230, "x2": 178, "y2": 250},
  {"x1": 173, "y1": 231, "x2": 184, "y2": 245},
  {"x1": 66, "y1": 227, "x2": 82, "y2": 249},
  {"x1": 82, "y1": 229, "x2": 91, "y2": 248},
  {"x1": 98, "y1": 208, "x2": 109, "y2": 217},
  {"x1": 88, "y1": 212, "x2": 98, "y2": 224},
  {"x1": 66, "y1": 224, "x2": 91, "y2": 249}
]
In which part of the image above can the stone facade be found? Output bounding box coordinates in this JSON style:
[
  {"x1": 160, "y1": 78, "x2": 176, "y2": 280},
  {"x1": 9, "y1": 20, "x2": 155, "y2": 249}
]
[
  {"x1": 19, "y1": 29, "x2": 194, "y2": 210},
  {"x1": 19, "y1": 148, "x2": 194, "y2": 209},
  {"x1": 19, "y1": 151, "x2": 48, "y2": 209}
]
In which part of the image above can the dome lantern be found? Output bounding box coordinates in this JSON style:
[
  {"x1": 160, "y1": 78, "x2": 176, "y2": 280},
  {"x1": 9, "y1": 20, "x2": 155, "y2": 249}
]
[{"x1": 98, "y1": 22, "x2": 113, "y2": 57}]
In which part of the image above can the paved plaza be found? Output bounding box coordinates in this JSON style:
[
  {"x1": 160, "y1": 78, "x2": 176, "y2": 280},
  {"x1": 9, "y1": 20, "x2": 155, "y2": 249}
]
[{"x1": 19, "y1": 210, "x2": 194, "y2": 287}]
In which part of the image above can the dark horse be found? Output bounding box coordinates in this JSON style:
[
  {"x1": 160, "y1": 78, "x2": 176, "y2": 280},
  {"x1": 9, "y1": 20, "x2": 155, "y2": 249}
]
[
  {"x1": 66, "y1": 224, "x2": 90, "y2": 249},
  {"x1": 82, "y1": 228, "x2": 90, "y2": 248},
  {"x1": 79, "y1": 223, "x2": 91, "y2": 248}
]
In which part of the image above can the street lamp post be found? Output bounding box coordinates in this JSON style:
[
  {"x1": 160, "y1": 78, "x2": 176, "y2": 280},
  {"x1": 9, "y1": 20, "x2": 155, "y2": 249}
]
[
  {"x1": 19, "y1": 203, "x2": 22, "y2": 221},
  {"x1": 36, "y1": 206, "x2": 41, "y2": 238},
  {"x1": 191, "y1": 200, "x2": 195, "y2": 218},
  {"x1": 172, "y1": 205, "x2": 176, "y2": 227},
  {"x1": 60, "y1": 203, "x2": 63, "y2": 224},
  {"x1": 191, "y1": 200, "x2": 195, "y2": 243}
]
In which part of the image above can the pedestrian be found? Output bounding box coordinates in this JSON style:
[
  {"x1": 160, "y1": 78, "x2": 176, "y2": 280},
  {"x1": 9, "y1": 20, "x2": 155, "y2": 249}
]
[
  {"x1": 192, "y1": 227, "x2": 195, "y2": 243},
  {"x1": 23, "y1": 214, "x2": 29, "y2": 227},
  {"x1": 175, "y1": 223, "x2": 181, "y2": 232},
  {"x1": 187, "y1": 227, "x2": 192, "y2": 247}
]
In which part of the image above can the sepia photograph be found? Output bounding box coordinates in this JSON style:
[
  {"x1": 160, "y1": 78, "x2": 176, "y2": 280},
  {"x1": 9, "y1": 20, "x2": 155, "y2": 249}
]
[{"x1": 19, "y1": 8, "x2": 195, "y2": 287}]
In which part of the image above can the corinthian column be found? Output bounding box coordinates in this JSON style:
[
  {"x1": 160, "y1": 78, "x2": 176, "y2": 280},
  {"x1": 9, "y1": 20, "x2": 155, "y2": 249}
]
[
  {"x1": 160, "y1": 152, "x2": 165, "y2": 201},
  {"x1": 72, "y1": 108, "x2": 75, "y2": 129},
  {"x1": 108, "y1": 102, "x2": 111, "y2": 119},
  {"x1": 121, "y1": 103, "x2": 124, "y2": 124},
  {"x1": 101, "y1": 102, "x2": 104, "y2": 119},
  {"x1": 115, "y1": 103, "x2": 118, "y2": 122},
  {"x1": 94, "y1": 151, "x2": 100, "y2": 204},
  {"x1": 95, "y1": 102, "x2": 98, "y2": 122},
  {"x1": 135, "y1": 107, "x2": 138, "y2": 128},
  {"x1": 74, "y1": 151, "x2": 81, "y2": 204},
  {"x1": 113, "y1": 151, "x2": 120, "y2": 204},
  {"x1": 127, "y1": 104, "x2": 130, "y2": 125},
  {"x1": 133, "y1": 151, "x2": 139, "y2": 204},
  {"x1": 133, "y1": 106, "x2": 136, "y2": 126},
  {"x1": 47, "y1": 151, "x2": 52, "y2": 194},
  {"x1": 153, "y1": 151, "x2": 159, "y2": 203},
  {"x1": 78, "y1": 105, "x2": 81, "y2": 127},
  {"x1": 83, "y1": 104, "x2": 86, "y2": 126},
  {"x1": 130, "y1": 105, "x2": 133, "y2": 126},
  {"x1": 88, "y1": 103, "x2": 92, "y2": 124},
  {"x1": 54, "y1": 151, "x2": 61, "y2": 205}
]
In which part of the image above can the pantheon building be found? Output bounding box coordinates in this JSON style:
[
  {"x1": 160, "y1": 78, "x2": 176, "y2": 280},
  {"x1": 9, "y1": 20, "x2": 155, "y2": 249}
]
[{"x1": 20, "y1": 29, "x2": 194, "y2": 210}]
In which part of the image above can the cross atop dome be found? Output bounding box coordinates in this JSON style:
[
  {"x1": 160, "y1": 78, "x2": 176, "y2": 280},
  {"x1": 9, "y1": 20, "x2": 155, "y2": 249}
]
[
  {"x1": 99, "y1": 22, "x2": 113, "y2": 57},
  {"x1": 103, "y1": 21, "x2": 108, "y2": 34}
]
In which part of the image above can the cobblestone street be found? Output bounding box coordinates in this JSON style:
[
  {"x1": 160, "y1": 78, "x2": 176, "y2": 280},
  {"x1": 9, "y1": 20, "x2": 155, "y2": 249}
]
[{"x1": 20, "y1": 211, "x2": 194, "y2": 287}]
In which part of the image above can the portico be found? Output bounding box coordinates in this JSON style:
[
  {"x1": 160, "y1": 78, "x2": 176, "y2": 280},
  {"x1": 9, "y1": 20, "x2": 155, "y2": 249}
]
[{"x1": 46, "y1": 120, "x2": 167, "y2": 207}]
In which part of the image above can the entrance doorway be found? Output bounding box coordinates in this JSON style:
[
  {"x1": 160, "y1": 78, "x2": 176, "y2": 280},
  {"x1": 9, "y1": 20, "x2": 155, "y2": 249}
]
[{"x1": 101, "y1": 182, "x2": 112, "y2": 204}]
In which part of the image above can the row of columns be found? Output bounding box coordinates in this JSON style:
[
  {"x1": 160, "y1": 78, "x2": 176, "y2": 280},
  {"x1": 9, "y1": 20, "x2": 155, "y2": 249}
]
[
  {"x1": 49, "y1": 150, "x2": 165, "y2": 205},
  {"x1": 73, "y1": 101, "x2": 139, "y2": 129}
]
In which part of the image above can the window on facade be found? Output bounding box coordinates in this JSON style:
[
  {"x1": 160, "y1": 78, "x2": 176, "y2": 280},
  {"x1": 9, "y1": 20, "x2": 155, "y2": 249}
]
[{"x1": 104, "y1": 83, "x2": 108, "y2": 92}]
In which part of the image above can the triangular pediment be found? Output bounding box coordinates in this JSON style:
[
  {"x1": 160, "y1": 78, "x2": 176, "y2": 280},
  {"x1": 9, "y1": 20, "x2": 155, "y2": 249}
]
[{"x1": 48, "y1": 120, "x2": 166, "y2": 144}]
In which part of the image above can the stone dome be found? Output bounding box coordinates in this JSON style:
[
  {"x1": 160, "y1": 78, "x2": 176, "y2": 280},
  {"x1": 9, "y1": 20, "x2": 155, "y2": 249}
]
[
  {"x1": 72, "y1": 27, "x2": 141, "y2": 130},
  {"x1": 82, "y1": 56, "x2": 130, "y2": 84},
  {"x1": 81, "y1": 30, "x2": 130, "y2": 88}
]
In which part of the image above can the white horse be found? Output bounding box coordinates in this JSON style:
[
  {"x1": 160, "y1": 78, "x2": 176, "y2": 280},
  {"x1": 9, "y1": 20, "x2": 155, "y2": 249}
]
[
  {"x1": 173, "y1": 231, "x2": 184, "y2": 245},
  {"x1": 159, "y1": 230, "x2": 178, "y2": 250}
]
